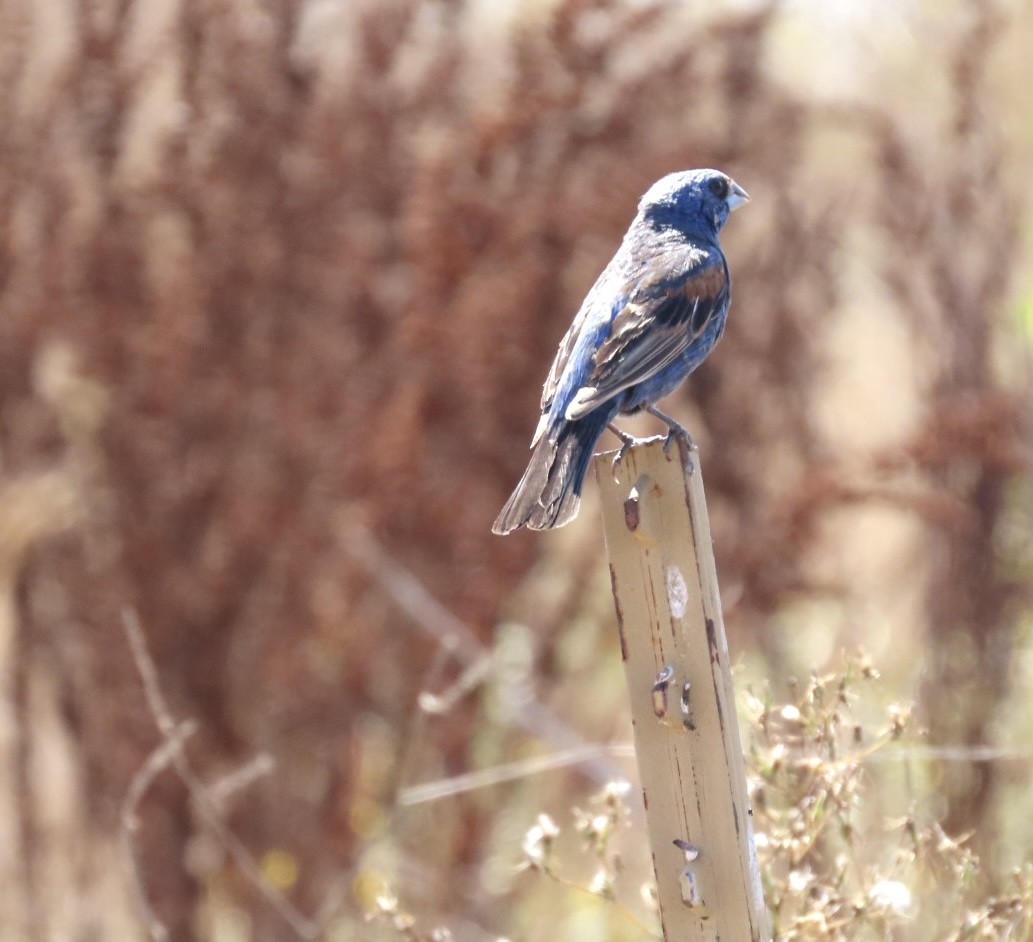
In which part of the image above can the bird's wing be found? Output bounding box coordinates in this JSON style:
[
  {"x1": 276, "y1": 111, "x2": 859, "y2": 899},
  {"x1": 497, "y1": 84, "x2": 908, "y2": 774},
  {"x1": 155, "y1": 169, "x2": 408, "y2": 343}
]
[
  {"x1": 532, "y1": 275, "x2": 616, "y2": 446},
  {"x1": 563, "y1": 250, "x2": 728, "y2": 421},
  {"x1": 540, "y1": 312, "x2": 584, "y2": 415}
]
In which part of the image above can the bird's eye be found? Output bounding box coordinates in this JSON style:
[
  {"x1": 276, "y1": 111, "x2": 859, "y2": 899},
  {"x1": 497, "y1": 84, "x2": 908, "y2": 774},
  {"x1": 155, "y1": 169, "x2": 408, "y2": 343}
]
[{"x1": 709, "y1": 177, "x2": 729, "y2": 199}]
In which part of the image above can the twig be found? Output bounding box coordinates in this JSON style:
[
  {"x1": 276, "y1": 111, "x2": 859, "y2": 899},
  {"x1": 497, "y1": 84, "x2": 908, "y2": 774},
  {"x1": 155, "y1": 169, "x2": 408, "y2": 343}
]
[
  {"x1": 208, "y1": 753, "x2": 276, "y2": 807},
  {"x1": 120, "y1": 609, "x2": 348, "y2": 940},
  {"x1": 398, "y1": 743, "x2": 636, "y2": 805},
  {"x1": 120, "y1": 719, "x2": 198, "y2": 942},
  {"x1": 339, "y1": 526, "x2": 482, "y2": 661},
  {"x1": 416, "y1": 654, "x2": 496, "y2": 715},
  {"x1": 341, "y1": 524, "x2": 623, "y2": 785}
]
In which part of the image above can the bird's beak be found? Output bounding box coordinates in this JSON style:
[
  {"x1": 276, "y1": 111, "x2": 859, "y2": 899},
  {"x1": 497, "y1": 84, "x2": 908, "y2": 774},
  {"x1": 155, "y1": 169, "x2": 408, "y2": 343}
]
[{"x1": 727, "y1": 181, "x2": 750, "y2": 212}]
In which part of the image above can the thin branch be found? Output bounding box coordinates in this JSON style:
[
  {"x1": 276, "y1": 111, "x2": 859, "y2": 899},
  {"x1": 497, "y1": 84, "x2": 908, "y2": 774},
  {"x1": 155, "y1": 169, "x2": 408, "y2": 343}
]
[
  {"x1": 120, "y1": 609, "x2": 349, "y2": 940},
  {"x1": 398, "y1": 744, "x2": 636, "y2": 805},
  {"x1": 208, "y1": 753, "x2": 276, "y2": 808},
  {"x1": 339, "y1": 526, "x2": 482, "y2": 661},
  {"x1": 340, "y1": 524, "x2": 622, "y2": 785},
  {"x1": 120, "y1": 720, "x2": 198, "y2": 942}
]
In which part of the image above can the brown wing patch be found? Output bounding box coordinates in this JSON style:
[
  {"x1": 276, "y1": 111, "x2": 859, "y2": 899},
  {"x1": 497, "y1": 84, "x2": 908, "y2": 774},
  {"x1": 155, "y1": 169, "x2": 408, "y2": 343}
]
[
  {"x1": 592, "y1": 261, "x2": 726, "y2": 368},
  {"x1": 680, "y1": 263, "x2": 727, "y2": 311}
]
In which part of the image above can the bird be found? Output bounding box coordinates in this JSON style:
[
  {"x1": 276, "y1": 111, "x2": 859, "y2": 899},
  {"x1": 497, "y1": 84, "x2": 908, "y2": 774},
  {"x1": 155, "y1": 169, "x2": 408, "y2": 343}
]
[{"x1": 492, "y1": 168, "x2": 749, "y2": 535}]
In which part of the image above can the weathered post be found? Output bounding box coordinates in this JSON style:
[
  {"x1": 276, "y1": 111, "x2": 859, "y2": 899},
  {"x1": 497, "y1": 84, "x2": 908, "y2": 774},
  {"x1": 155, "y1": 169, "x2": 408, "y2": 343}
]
[{"x1": 594, "y1": 437, "x2": 770, "y2": 942}]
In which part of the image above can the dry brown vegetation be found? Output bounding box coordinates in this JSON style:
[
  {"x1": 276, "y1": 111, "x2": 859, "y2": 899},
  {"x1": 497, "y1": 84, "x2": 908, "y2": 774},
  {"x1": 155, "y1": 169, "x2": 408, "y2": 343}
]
[{"x1": 1, "y1": 0, "x2": 1031, "y2": 940}]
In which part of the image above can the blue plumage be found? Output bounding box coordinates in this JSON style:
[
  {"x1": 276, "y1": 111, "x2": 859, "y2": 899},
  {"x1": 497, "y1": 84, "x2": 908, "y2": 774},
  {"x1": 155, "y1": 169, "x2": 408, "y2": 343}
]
[{"x1": 493, "y1": 168, "x2": 749, "y2": 534}]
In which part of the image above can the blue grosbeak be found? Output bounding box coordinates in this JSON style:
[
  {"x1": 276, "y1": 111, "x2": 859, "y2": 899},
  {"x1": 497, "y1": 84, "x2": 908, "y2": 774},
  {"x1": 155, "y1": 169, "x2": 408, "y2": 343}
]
[{"x1": 493, "y1": 168, "x2": 749, "y2": 535}]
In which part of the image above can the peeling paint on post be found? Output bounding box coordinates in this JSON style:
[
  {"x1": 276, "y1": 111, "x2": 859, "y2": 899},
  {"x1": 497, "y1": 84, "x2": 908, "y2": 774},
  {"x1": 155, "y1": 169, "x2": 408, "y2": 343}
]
[
  {"x1": 666, "y1": 565, "x2": 689, "y2": 618},
  {"x1": 595, "y1": 437, "x2": 771, "y2": 942}
]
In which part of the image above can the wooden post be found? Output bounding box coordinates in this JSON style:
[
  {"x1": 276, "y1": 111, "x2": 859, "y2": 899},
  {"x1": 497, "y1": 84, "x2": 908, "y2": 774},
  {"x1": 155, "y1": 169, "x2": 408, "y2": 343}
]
[{"x1": 594, "y1": 437, "x2": 770, "y2": 942}]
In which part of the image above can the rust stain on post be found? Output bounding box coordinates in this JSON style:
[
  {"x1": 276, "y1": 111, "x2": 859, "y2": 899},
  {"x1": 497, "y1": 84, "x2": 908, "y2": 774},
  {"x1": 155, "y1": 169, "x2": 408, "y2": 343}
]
[
  {"x1": 595, "y1": 439, "x2": 771, "y2": 942},
  {"x1": 705, "y1": 617, "x2": 720, "y2": 666},
  {"x1": 608, "y1": 565, "x2": 629, "y2": 662},
  {"x1": 624, "y1": 494, "x2": 641, "y2": 530}
]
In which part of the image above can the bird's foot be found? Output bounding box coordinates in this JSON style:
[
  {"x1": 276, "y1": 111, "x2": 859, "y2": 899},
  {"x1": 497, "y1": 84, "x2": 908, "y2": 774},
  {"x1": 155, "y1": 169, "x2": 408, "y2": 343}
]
[
  {"x1": 608, "y1": 423, "x2": 639, "y2": 480},
  {"x1": 646, "y1": 406, "x2": 697, "y2": 455}
]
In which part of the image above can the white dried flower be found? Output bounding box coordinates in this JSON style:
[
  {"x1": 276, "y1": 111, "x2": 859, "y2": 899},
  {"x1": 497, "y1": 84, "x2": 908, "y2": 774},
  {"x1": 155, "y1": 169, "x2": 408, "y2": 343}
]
[
  {"x1": 869, "y1": 879, "x2": 913, "y2": 917},
  {"x1": 589, "y1": 868, "x2": 614, "y2": 898},
  {"x1": 522, "y1": 814, "x2": 560, "y2": 869}
]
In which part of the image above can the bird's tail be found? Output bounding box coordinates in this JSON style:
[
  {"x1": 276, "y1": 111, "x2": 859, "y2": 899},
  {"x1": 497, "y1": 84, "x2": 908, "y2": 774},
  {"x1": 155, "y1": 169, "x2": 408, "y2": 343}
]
[{"x1": 492, "y1": 411, "x2": 612, "y2": 535}]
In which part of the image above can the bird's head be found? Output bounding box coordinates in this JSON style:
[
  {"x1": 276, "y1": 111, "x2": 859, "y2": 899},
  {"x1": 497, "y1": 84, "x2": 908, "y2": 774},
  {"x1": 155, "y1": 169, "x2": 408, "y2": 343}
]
[{"x1": 637, "y1": 168, "x2": 749, "y2": 238}]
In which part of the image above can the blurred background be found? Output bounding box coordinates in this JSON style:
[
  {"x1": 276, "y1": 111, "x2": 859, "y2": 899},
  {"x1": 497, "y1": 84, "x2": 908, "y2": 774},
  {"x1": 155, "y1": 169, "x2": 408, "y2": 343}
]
[{"x1": 1, "y1": 0, "x2": 1032, "y2": 939}]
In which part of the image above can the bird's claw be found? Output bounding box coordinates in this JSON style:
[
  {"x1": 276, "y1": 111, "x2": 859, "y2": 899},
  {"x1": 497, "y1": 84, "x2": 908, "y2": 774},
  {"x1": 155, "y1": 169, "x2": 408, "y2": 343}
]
[
  {"x1": 645, "y1": 406, "x2": 696, "y2": 456},
  {"x1": 611, "y1": 440, "x2": 634, "y2": 481},
  {"x1": 663, "y1": 425, "x2": 696, "y2": 455},
  {"x1": 608, "y1": 423, "x2": 639, "y2": 481},
  {"x1": 608, "y1": 413, "x2": 696, "y2": 477}
]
